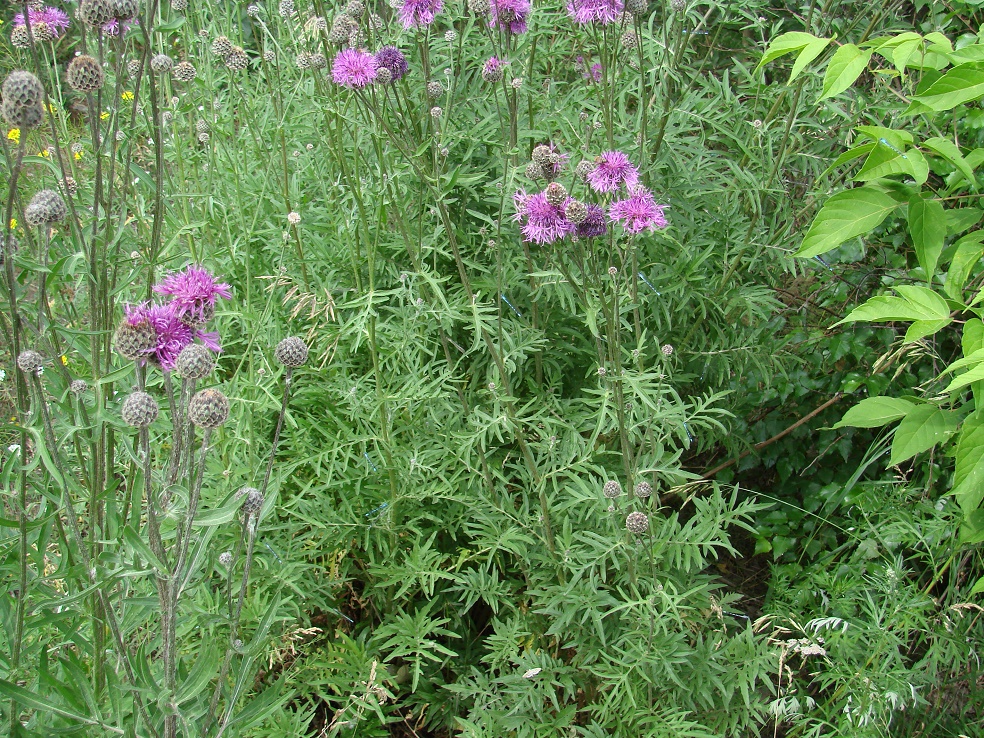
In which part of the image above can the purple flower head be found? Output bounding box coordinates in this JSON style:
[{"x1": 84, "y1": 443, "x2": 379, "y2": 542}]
[
  {"x1": 609, "y1": 187, "x2": 668, "y2": 234},
  {"x1": 14, "y1": 6, "x2": 71, "y2": 36},
  {"x1": 586, "y1": 62, "x2": 602, "y2": 82},
  {"x1": 587, "y1": 151, "x2": 640, "y2": 193},
  {"x1": 398, "y1": 0, "x2": 443, "y2": 29},
  {"x1": 567, "y1": 0, "x2": 624, "y2": 24},
  {"x1": 332, "y1": 49, "x2": 378, "y2": 88},
  {"x1": 153, "y1": 265, "x2": 232, "y2": 325},
  {"x1": 103, "y1": 18, "x2": 135, "y2": 36},
  {"x1": 490, "y1": 0, "x2": 530, "y2": 34},
  {"x1": 126, "y1": 302, "x2": 194, "y2": 370},
  {"x1": 577, "y1": 204, "x2": 608, "y2": 239},
  {"x1": 514, "y1": 189, "x2": 576, "y2": 245},
  {"x1": 374, "y1": 46, "x2": 409, "y2": 82}
]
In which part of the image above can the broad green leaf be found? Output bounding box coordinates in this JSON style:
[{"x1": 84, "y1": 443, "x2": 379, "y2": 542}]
[
  {"x1": 908, "y1": 196, "x2": 947, "y2": 279},
  {"x1": 854, "y1": 144, "x2": 913, "y2": 181},
  {"x1": 952, "y1": 412, "x2": 984, "y2": 514},
  {"x1": 834, "y1": 396, "x2": 914, "y2": 428},
  {"x1": 821, "y1": 44, "x2": 871, "y2": 99},
  {"x1": 789, "y1": 37, "x2": 833, "y2": 83},
  {"x1": 923, "y1": 137, "x2": 977, "y2": 189},
  {"x1": 906, "y1": 147, "x2": 930, "y2": 185},
  {"x1": 964, "y1": 319, "x2": 984, "y2": 357},
  {"x1": 797, "y1": 187, "x2": 899, "y2": 258},
  {"x1": 962, "y1": 509, "x2": 984, "y2": 545},
  {"x1": 909, "y1": 63, "x2": 984, "y2": 112},
  {"x1": 946, "y1": 207, "x2": 983, "y2": 234},
  {"x1": 889, "y1": 404, "x2": 957, "y2": 466},
  {"x1": 945, "y1": 231, "x2": 984, "y2": 299},
  {"x1": 892, "y1": 38, "x2": 923, "y2": 75},
  {"x1": 945, "y1": 363, "x2": 984, "y2": 393},
  {"x1": 855, "y1": 126, "x2": 914, "y2": 148},
  {"x1": 904, "y1": 319, "x2": 951, "y2": 343},
  {"x1": 970, "y1": 575, "x2": 984, "y2": 594},
  {"x1": 757, "y1": 32, "x2": 823, "y2": 70},
  {"x1": 835, "y1": 285, "x2": 950, "y2": 325}
]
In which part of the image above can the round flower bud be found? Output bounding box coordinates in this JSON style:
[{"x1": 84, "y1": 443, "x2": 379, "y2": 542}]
[
  {"x1": 531, "y1": 144, "x2": 553, "y2": 168},
  {"x1": 122, "y1": 391, "x2": 159, "y2": 427},
  {"x1": 211, "y1": 35, "x2": 233, "y2": 56},
  {"x1": 241, "y1": 487, "x2": 264, "y2": 518},
  {"x1": 308, "y1": 53, "x2": 326, "y2": 70},
  {"x1": 626, "y1": 511, "x2": 649, "y2": 534},
  {"x1": 24, "y1": 189, "x2": 67, "y2": 227},
  {"x1": 112, "y1": 0, "x2": 140, "y2": 21},
  {"x1": 246, "y1": 4, "x2": 260, "y2": 17},
  {"x1": 295, "y1": 52, "x2": 312, "y2": 69},
  {"x1": 544, "y1": 182, "x2": 567, "y2": 207},
  {"x1": 275, "y1": 336, "x2": 309, "y2": 368},
  {"x1": 225, "y1": 47, "x2": 249, "y2": 71},
  {"x1": 10, "y1": 26, "x2": 32, "y2": 49},
  {"x1": 603, "y1": 480, "x2": 621, "y2": 499},
  {"x1": 151, "y1": 54, "x2": 173, "y2": 73},
  {"x1": 263, "y1": 50, "x2": 276, "y2": 63},
  {"x1": 574, "y1": 160, "x2": 594, "y2": 183},
  {"x1": 67, "y1": 55, "x2": 105, "y2": 92},
  {"x1": 328, "y1": 18, "x2": 352, "y2": 44},
  {"x1": 188, "y1": 388, "x2": 230, "y2": 428},
  {"x1": 608, "y1": 266, "x2": 618, "y2": 277},
  {"x1": 565, "y1": 200, "x2": 588, "y2": 224},
  {"x1": 219, "y1": 551, "x2": 233, "y2": 566},
  {"x1": 430, "y1": 106, "x2": 443, "y2": 119},
  {"x1": 172, "y1": 0, "x2": 188, "y2": 10},
  {"x1": 634, "y1": 481, "x2": 652, "y2": 498},
  {"x1": 468, "y1": 0, "x2": 491, "y2": 13},
  {"x1": 375, "y1": 67, "x2": 393, "y2": 85},
  {"x1": 426, "y1": 81, "x2": 443, "y2": 99},
  {"x1": 126, "y1": 59, "x2": 142, "y2": 77},
  {"x1": 77, "y1": 0, "x2": 116, "y2": 28},
  {"x1": 279, "y1": 0, "x2": 295, "y2": 17},
  {"x1": 345, "y1": 0, "x2": 365, "y2": 17},
  {"x1": 198, "y1": 132, "x2": 210, "y2": 144},
  {"x1": 2, "y1": 99, "x2": 43, "y2": 129},
  {"x1": 175, "y1": 344, "x2": 216, "y2": 379},
  {"x1": 114, "y1": 320, "x2": 157, "y2": 360},
  {"x1": 669, "y1": 0, "x2": 685, "y2": 11},
  {"x1": 481, "y1": 57, "x2": 503, "y2": 83},
  {"x1": 196, "y1": 119, "x2": 210, "y2": 134},
  {"x1": 31, "y1": 22, "x2": 55, "y2": 42},
  {"x1": 62, "y1": 177, "x2": 79, "y2": 196},
  {"x1": 661, "y1": 344, "x2": 674, "y2": 356},
  {"x1": 173, "y1": 61, "x2": 197, "y2": 82},
  {"x1": 525, "y1": 162, "x2": 543, "y2": 180},
  {"x1": 17, "y1": 350, "x2": 44, "y2": 374},
  {"x1": 70, "y1": 379, "x2": 89, "y2": 394},
  {"x1": 3, "y1": 70, "x2": 44, "y2": 107}
]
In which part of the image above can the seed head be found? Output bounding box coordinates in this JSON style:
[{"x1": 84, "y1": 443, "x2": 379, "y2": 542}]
[
  {"x1": 3, "y1": 71, "x2": 44, "y2": 108},
  {"x1": 63, "y1": 177, "x2": 79, "y2": 196},
  {"x1": 531, "y1": 144, "x2": 553, "y2": 168},
  {"x1": 468, "y1": 0, "x2": 491, "y2": 13},
  {"x1": 263, "y1": 50, "x2": 276, "y2": 63},
  {"x1": 246, "y1": 4, "x2": 260, "y2": 17},
  {"x1": 574, "y1": 160, "x2": 594, "y2": 183},
  {"x1": 172, "y1": 0, "x2": 188, "y2": 10},
  {"x1": 426, "y1": 81, "x2": 443, "y2": 99},
  {"x1": 10, "y1": 26, "x2": 32, "y2": 49},
  {"x1": 70, "y1": 379, "x2": 88, "y2": 394},
  {"x1": 67, "y1": 55, "x2": 105, "y2": 92},
  {"x1": 669, "y1": 0, "x2": 685, "y2": 11},
  {"x1": 328, "y1": 16, "x2": 353, "y2": 44},
  {"x1": 225, "y1": 47, "x2": 249, "y2": 71},
  {"x1": 279, "y1": 0, "x2": 295, "y2": 17},
  {"x1": 510, "y1": 77, "x2": 523, "y2": 89},
  {"x1": 376, "y1": 67, "x2": 393, "y2": 84},
  {"x1": 241, "y1": 487, "x2": 264, "y2": 518},
  {"x1": 211, "y1": 35, "x2": 233, "y2": 56},
  {"x1": 430, "y1": 106, "x2": 443, "y2": 119},
  {"x1": 345, "y1": 0, "x2": 365, "y2": 16},
  {"x1": 127, "y1": 59, "x2": 142, "y2": 77},
  {"x1": 25, "y1": 189, "x2": 67, "y2": 226},
  {"x1": 114, "y1": 319, "x2": 157, "y2": 360},
  {"x1": 2, "y1": 99, "x2": 43, "y2": 129},
  {"x1": 621, "y1": 30, "x2": 638, "y2": 48},
  {"x1": 626, "y1": 511, "x2": 649, "y2": 534},
  {"x1": 634, "y1": 481, "x2": 652, "y2": 498},
  {"x1": 151, "y1": 54, "x2": 173, "y2": 73},
  {"x1": 287, "y1": 211, "x2": 301, "y2": 226},
  {"x1": 175, "y1": 343, "x2": 216, "y2": 379},
  {"x1": 295, "y1": 52, "x2": 312, "y2": 69},
  {"x1": 196, "y1": 119, "x2": 210, "y2": 134},
  {"x1": 608, "y1": 266, "x2": 618, "y2": 277},
  {"x1": 525, "y1": 162, "x2": 543, "y2": 181},
  {"x1": 310, "y1": 53, "x2": 328, "y2": 70},
  {"x1": 77, "y1": 0, "x2": 116, "y2": 28},
  {"x1": 17, "y1": 350, "x2": 44, "y2": 374},
  {"x1": 661, "y1": 344, "x2": 673, "y2": 356},
  {"x1": 219, "y1": 551, "x2": 233, "y2": 566},
  {"x1": 544, "y1": 182, "x2": 567, "y2": 207},
  {"x1": 565, "y1": 200, "x2": 587, "y2": 224},
  {"x1": 198, "y1": 132, "x2": 210, "y2": 144},
  {"x1": 603, "y1": 480, "x2": 621, "y2": 499},
  {"x1": 122, "y1": 391, "x2": 159, "y2": 427},
  {"x1": 188, "y1": 388, "x2": 230, "y2": 428},
  {"x1": 445, "y1": 29, "x2": 457, "y2": 42},
  {"x1": 275, "y1": 336, "x2": 309, "y2": 368},
  {"x1": 173, "y1": 61, "x2": 197, "y2": 82}
]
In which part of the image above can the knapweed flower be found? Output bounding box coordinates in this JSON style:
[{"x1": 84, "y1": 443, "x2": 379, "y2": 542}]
[
  {"x1": 102, "y1": 19, "x2": 134, "y2": 36},
  {"x1": 125, "y1": 303, "x2": 194, "y2": 370},
  {"x1": 514, "y1": 189, "x2": 575, "y2": 245},
  {"x1": 481, "y1": 56, "x2": 504, "y2": 83},
  {"x1": 398, "y1": 0, "x2": 443, "y2": 28},
  {"x1": 609, "y1": 187, "x2": 668, "y2": 234},
  {"x1": 489, "y1": 0, "x2": 530, "y2": 34},
  {"x1": 587, "y1": 151, "x2": 640, "y2": 193},
  {"x1": 332, "y1": 49, "x2": 378, "y2": 88},
  {"x1": 14, "y1": 6, "x2": 71, "y2": 38},
  {"x1": 567, "y1": 0, "x2": 624, "y2": 24},
  {"x1": 374, "y1": 46, "x2": 409, "y2": 82},
  {"x1": 154, "y1": 265, "x2": 232, "y2": 326},
  {"x1": 576, "y1": 204, "x2": 607, "y2": 239}
]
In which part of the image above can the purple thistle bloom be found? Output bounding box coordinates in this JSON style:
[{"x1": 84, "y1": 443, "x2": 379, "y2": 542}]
[
  {"x1": 332, "y1": 49, "x2": 378, "y2": 88},
  {"x1": 609, "y1": 187, "x2": 668, "y2": 234},
  {"x1": 14, "y1": 6, "x2": 71, "y2": 36},
  {"x1": 153, "y1": 265, "x2": 232, "y2": 325},
  {"x1": 374, "y1": 46, "x2": 409, "y2": 82},
  {"x1": 490, "y1": 0, "x2": 530, "y2": 34},
  {"x1": 587, "y1": 151, "x2": 640, "y2": 193},
  {"x1": 103, "y1": 18, "x2": 135, "y2": 36},
  {"x1": 514, "y1": 189, "x2": 576, "y2": 245},
  {"x1": 567, "y1": 0, "x2": 624, "y2": 24},
  {"x1": 398, "y1": 0, "x2": 443, "y2": 29},
  {"x1": 577, "y1": 204, "x2": 608, "y2": 239},
  {"x1": 126, "y1": 303, "x2": 194, "y2": 371}
]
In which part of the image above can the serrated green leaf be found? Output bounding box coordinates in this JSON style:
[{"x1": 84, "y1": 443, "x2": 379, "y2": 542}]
[
  {"x1": 797, "y1": 186, "x2": 899, "y2": 258},
  {"x1": 909, "y1": 63, "x2": 984, "y2": 112},
  {"x1": 834, "y1": 396, "x2": 914, "y2": 428},
  {"x1": 821, "y1": 44, "x2": 871, "y2": 99},
  {"x1": 889, "y1": 404, "x2": 957, "y2": 466},
  {"x1": 908, "y1": 196, "x2": 947, "y2": 279}
]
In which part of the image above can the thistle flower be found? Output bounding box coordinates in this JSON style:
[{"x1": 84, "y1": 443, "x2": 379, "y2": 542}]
[
  {"x1": 398, "y1": 0, "x2": 443, "y2": 29},
  {"x1": 603, "y1": 480, "x2": 621, "y2": 498},
  {"x1": 14, "y1": 6, "x2": 71, "y2": 38},
  {"x1": 188, "y1": 388, "x2": 230, "y2": 428},
  {"x1": 481, "y1": 56, "x2": 504, "y2": 83},
  {"x1": 587, "y1": 151, "x2": 640, "y2": 193},
  {"x1": 125, "y1": 302, "x2": 194, "y2": 370},
  {"x1": 154, "y1": 265, "x2": 232, "y2": 326},
  {"x1": 626, "y1": 511, "x2": 649, "y2": 534},
  {"x1": 609, "y1": 187, "x2": 668, "y2": 234},
  {"x1": 374, "y1": 46, "x2": 409, "y2": 82},
  {"x1": 513, "y1": 189, "x2": 575, "y2": 245},
  {"x1": 332, "y1": 49, "x2": 378, "y2": 88},
  {"x1": 567, "y1": 0, "x2": 624, "y2": 24},
  {"x1": 576, "y1": 204, "x2": 607, "y2": 239},
  {"x1": 122, "y1": 391, "x2": 159, "y2": 427},
  {"x1": 17, "y1": 350, "x2": 44, "y2": 374},
  {"x1": 489, "y1": 0, "x2": 530, "y2": 34}
]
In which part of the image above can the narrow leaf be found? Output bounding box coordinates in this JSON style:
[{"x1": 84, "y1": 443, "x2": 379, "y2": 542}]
[{"x1": 908, "y1": 196, "x2": 946, "y2": 279}]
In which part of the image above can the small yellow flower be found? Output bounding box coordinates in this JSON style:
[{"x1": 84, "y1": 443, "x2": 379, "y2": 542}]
[
  {"x1": 121, "y1": 91, "x2": 134, "y2": 101},
  {"x1": 46, "y1": 103, "x2": 56, "y2": 114},
  {"x1": 60, "y1": 355, "x2": 68, "y2": 366},
  {"x1": 9, "y1": 219, "x2": 16, "y2": 229},
  {"x1": 100, "y1": 111, "x2": 109, "y2": 120},
  {"x1": 74, "y1": 151, "x2": 83, "y2": 160},
  {"x1": 7, "y1": 128, "x2": 19, "y2": 143},
  {"x1": 38, "y1": 149, "x2": 49, "y2": 158}
]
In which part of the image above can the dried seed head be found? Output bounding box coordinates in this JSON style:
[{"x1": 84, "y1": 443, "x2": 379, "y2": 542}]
[
  {"x1": 196, "y1": 119, "x2": 210, "y2": 134},
  {"x1": 175, "y1": 344, "x2": 216, "y2": 379},
  {"x1": 445, "y1": 29, "x2": 457, "y2": 42},
  {"x1": 151, "y1": 54, "x2": 173, "y2": 73},
  {"x1": 345, "y1": 0, "x2": 365, "y2": 17},
  {"x1": 78, "y1": 0, "x2": 116, "y2": 27},
  {"x1": 565, "y1": 200, "x2": 588, "y2": 224},
  {"x1": 426, "y1": 81, "x2": 443, "y2": 99},
  {"x1": 608, "y1": 266, "x2": 618, "y2": 277},
  {"x1": 626, "y1": 511, "x2": 649, "y2": 534},
  {"x1": 31, "y1": 22, "x2": 55, "y2": 42},
  {"x1": 17, "y1": 350, "x2": 44, "y2": 374},
  {"x1": 2, "y1": 98, "x2": 43, "y2": 129},
  {"x1": 173, "y1": 61, "x2": 197, "y2": 82},
  {"x1": 310, "y1": 53, "x2": 327, "y2": 70},
  {"x1": 114, "y1": 319, "x2": 157, "y2": 360},
  {"x1": 574, "y1": 160, "x2": 594, "y2": 183},
  {"x1": 275, "y1": 336, "x2": 309, "y2": 368},
  {"x1": 544, "y1": 182, "x2": 567, "y2": 207},
  {"x1": 25, "y1": 189, "x2": 67, "y2": 226},
  {"x1": 225, "y1": 47, "x2": 249, "y2": 71},
  {"x1": 531, "y1": 144, "x2": 553, "y2": 168},
  {"x1": 621, "y1": 30, "x2": 638, "y2": 48},
  {"x1": 295, "y1": 52, "x2": 312, "y2": 69},
  {"x1": 634, "y1": 481, "x2": 652, "y2": 498},
  {"x1": 328, "y1": 16, "x2": 353, "y2": 44},
  {"x1": 211, "y1": 35, "x2": 233, "y2": 56},
  {"x1": 376, "y1": 67, "x2": 393, "y2": 84},
  {"x1": 525, "y1": 161, "x2": 543, "y2": 181},
  {"x1": 67, "y1": 55, "x2": 105, "y2": 92},
  {"x1": 603, "y1": 480, "x2": 621, "y2": 499},
  {"x1": 10, "y1": 26, "x2": 32, "y2": 49},
  {"x1": 122, "y1": 391, "x2": 159, "y2": 427},
  {"x1": 63, "y1": 177, "x2": 79, "y2": 196},
  {"x1": 3, "y1": 70, "x2": 45, "y2": 108},
  {"x1": 219, "y1": 551, "x2": 233, "y2": 566},
  {"x1": 127, "y1": 59, "x2": 142, "y2": 77},
  {"x1": 279, "y1": 0, "x2": 295, "y2": 17},
  {"x1": 188, "y1": 388, "x2": 230, "y2": 428}
]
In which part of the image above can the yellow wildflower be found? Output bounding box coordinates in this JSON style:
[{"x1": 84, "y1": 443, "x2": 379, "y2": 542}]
[
  {"x1": 9, "y1": 219, "x2": 16, "y2": 229},
  {"x1": 100, "y1": 111, "x2": 109, "y2": 120},
  {"x1": 7, "y1": 128, "x2": 19, "y2": 143},
  {"x1": 121, "y1": 91, "x2": 134, "y2": 101},
  {"x1": 74, "y1": 151, "x2": 83, "y2": 160},
  {"x1": 60, "y1": 355, "x2": 68, "y2": 366},
  {"x1": 39, "y1": 149, "x2": 49, "y2": 158}
]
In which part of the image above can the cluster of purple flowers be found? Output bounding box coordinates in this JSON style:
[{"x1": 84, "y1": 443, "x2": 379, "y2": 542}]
[
  {"x1": 125, "y1": 266, "x2": 231, "y2": 370},
  {"x1": 14, "y1": 6, "x2": 71, "y2": 37},
  {"x1": 514, "y1": 150, "x2": 668, "y2": 244},
  {"x1": 567, "y1": 0, "x2": 625, "y2": 24},
  {"x1": 489, "y1": 0, "x2": 531, "y2": 34},
  {"x1": 332, "y1": 46, "x2": 410, "y2": 88},
  {"x1": 398, "y1": 0, "x2": 443, "y2": 29}
]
